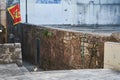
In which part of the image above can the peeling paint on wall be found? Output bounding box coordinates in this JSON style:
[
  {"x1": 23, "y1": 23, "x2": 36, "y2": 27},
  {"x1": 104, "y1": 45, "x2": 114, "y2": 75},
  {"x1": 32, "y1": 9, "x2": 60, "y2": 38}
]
[
  {"x1": 77, "y1": 0, "x2": 120, "y2": 25},
  {"x1": 20, "y1": 0, "x2": 120, "y2": 25}
]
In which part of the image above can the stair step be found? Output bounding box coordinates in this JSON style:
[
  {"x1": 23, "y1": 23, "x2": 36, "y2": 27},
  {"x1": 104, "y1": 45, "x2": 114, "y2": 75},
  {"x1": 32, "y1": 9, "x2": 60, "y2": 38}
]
[{"x1": 0, "y1": 64, "x2": 25, "y2": 78}]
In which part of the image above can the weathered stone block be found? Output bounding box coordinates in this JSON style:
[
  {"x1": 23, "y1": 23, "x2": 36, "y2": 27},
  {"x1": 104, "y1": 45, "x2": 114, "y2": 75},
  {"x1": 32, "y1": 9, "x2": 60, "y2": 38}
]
[
  {"x1": 14, "y1": 43, "x2": 21, "y2": 48},
  {"x1": 111, "y1": 32, "x2": 120, "y2": 41},
  {"x1": 104, "y1": 42, "x2": 120, "y2": 70},
  {"x1": 9, "y1": 47, "x2": 15, "y2": 52},
  {"x1": 0, "y1": 43, "x2": 22, "y2": 66},
  {"x1": 4, "y1": 44, "x2": 14, "y2": 48}
]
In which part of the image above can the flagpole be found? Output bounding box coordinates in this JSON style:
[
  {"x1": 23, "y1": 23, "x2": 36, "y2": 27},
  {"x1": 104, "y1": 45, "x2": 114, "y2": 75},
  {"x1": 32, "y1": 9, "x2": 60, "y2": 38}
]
[{"x1": 25, "y1": 0, "x2": 28, "y2": 23}]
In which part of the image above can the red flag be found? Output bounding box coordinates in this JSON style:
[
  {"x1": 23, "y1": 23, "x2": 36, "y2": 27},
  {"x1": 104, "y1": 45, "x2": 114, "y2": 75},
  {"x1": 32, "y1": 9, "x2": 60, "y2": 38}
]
[{"x1": 8, "y1": 4, "x2": 21, "y2": 25}]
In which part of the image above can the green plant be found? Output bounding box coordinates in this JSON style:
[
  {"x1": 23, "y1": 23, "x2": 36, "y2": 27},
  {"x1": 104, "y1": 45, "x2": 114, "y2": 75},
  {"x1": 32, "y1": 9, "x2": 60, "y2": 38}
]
[{"x1": 43, "y1": 29, "x2": 53, "y2": 37}]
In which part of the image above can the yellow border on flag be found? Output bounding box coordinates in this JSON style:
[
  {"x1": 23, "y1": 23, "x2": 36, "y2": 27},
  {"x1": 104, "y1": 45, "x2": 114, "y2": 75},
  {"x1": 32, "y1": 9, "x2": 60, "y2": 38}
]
[
  {"x1": 13, "y1": 21, "x2": 21, "y2": 25},
  {"x1": 7, "y1": 5, "x2": 16, "y2": 19}
]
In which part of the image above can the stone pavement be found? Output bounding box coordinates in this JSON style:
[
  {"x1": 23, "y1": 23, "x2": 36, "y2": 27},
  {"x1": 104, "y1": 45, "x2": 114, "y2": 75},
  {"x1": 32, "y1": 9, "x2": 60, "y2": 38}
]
[{"x1": 0, "y1": 64, "x2": 120, "y2": 80}]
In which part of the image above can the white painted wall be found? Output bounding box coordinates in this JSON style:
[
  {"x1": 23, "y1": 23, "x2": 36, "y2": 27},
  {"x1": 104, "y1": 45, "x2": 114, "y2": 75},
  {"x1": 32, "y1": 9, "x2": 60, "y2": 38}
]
[
  {"x1": 20, "y1": 0, "x2": 77, "y2": 25},
  {"x1": 20, "y1": 0, "x2": 120, "y2": 25},
  {"x1": 77, "y1": 0, "x2": 120, "y2": 25},
  {"x1": 77, "y1": 0, "x2": 120, "y2": 4}
]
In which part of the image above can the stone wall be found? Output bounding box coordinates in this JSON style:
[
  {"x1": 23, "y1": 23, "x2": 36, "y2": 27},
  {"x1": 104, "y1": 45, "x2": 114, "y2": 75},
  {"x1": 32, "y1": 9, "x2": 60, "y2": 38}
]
[
  {"x1": 0, "y1": 43, "x2": 22, "y2": 66},
  {"x1": 0, "y1": 0, "x2": 7, "y2": 43},
  {"x1": 21, "y1": 24, "x2": 119, "y2": 70},
  {"x1": 0, "y1": 0, "x2": 6, "y2": 27}
]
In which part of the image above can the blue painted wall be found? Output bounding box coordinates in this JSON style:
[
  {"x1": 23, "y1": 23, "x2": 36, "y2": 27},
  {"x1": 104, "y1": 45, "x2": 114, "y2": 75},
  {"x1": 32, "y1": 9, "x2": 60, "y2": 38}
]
[
  {"x1": 36, "y1": 0, "x2": 61, "y2": 4},
  {"x1": 20, "y1": 0, "x2": 76, "y2": 25}
]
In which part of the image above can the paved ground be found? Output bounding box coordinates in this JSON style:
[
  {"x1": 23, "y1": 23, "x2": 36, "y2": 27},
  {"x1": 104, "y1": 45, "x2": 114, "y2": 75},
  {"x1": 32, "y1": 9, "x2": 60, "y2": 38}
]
[{"x1": 0, "y1": 64, "x2": 120, "y2": 80}]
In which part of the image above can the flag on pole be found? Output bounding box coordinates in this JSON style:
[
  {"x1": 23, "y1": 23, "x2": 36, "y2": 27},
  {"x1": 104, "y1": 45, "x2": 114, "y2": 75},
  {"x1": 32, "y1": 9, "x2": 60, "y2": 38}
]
[{"x1": 8, "y1": 4, "x2": 21, "y2": 25}]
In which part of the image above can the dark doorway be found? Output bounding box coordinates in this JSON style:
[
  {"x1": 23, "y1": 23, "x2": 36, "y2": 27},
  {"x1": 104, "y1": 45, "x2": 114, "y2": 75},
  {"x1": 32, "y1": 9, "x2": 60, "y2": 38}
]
[{"x1": 36, "y1": 38, "x2": 40, "y2": 64}]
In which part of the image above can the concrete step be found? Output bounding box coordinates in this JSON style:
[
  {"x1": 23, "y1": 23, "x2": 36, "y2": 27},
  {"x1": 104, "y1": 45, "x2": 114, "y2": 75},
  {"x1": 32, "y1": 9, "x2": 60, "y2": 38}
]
[
  {"x1": 0, "y1": 63, "x2": 120, "y2": 80},
  {"x1": 0, "y1": 64, "x2": 25, "y2": 78},
  {"x1": 22, "y1": 61, "x2": 43, "y2": 72},
  {"x1": 18, "y1": 66, "x2": 29, "y2": 73},
  {"x1": 1, "y1": 69, "x2": 120, "y2": 80}
]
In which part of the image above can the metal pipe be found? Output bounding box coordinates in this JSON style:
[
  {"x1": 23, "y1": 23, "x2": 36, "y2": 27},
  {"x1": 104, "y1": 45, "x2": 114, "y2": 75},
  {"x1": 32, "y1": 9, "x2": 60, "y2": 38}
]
[
  {"x1": 0, "y1": 1, "x2": 1, "y2": 24},
  {"x1": 25, "y1": 0, "x2": 28, "y2": 23}
]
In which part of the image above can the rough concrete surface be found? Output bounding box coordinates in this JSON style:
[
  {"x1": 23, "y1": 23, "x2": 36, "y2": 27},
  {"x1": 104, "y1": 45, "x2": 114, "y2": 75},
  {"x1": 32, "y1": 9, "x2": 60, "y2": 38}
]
[
  {"x1": 0, "y1": 64, "x2": 25, "y2": 78},
  {"x1": 0, "y1": 64, "x2": 120, "y2": 80},
  {"x1": 1, "y1": 69, "x2": 120, "y2": 80}
]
